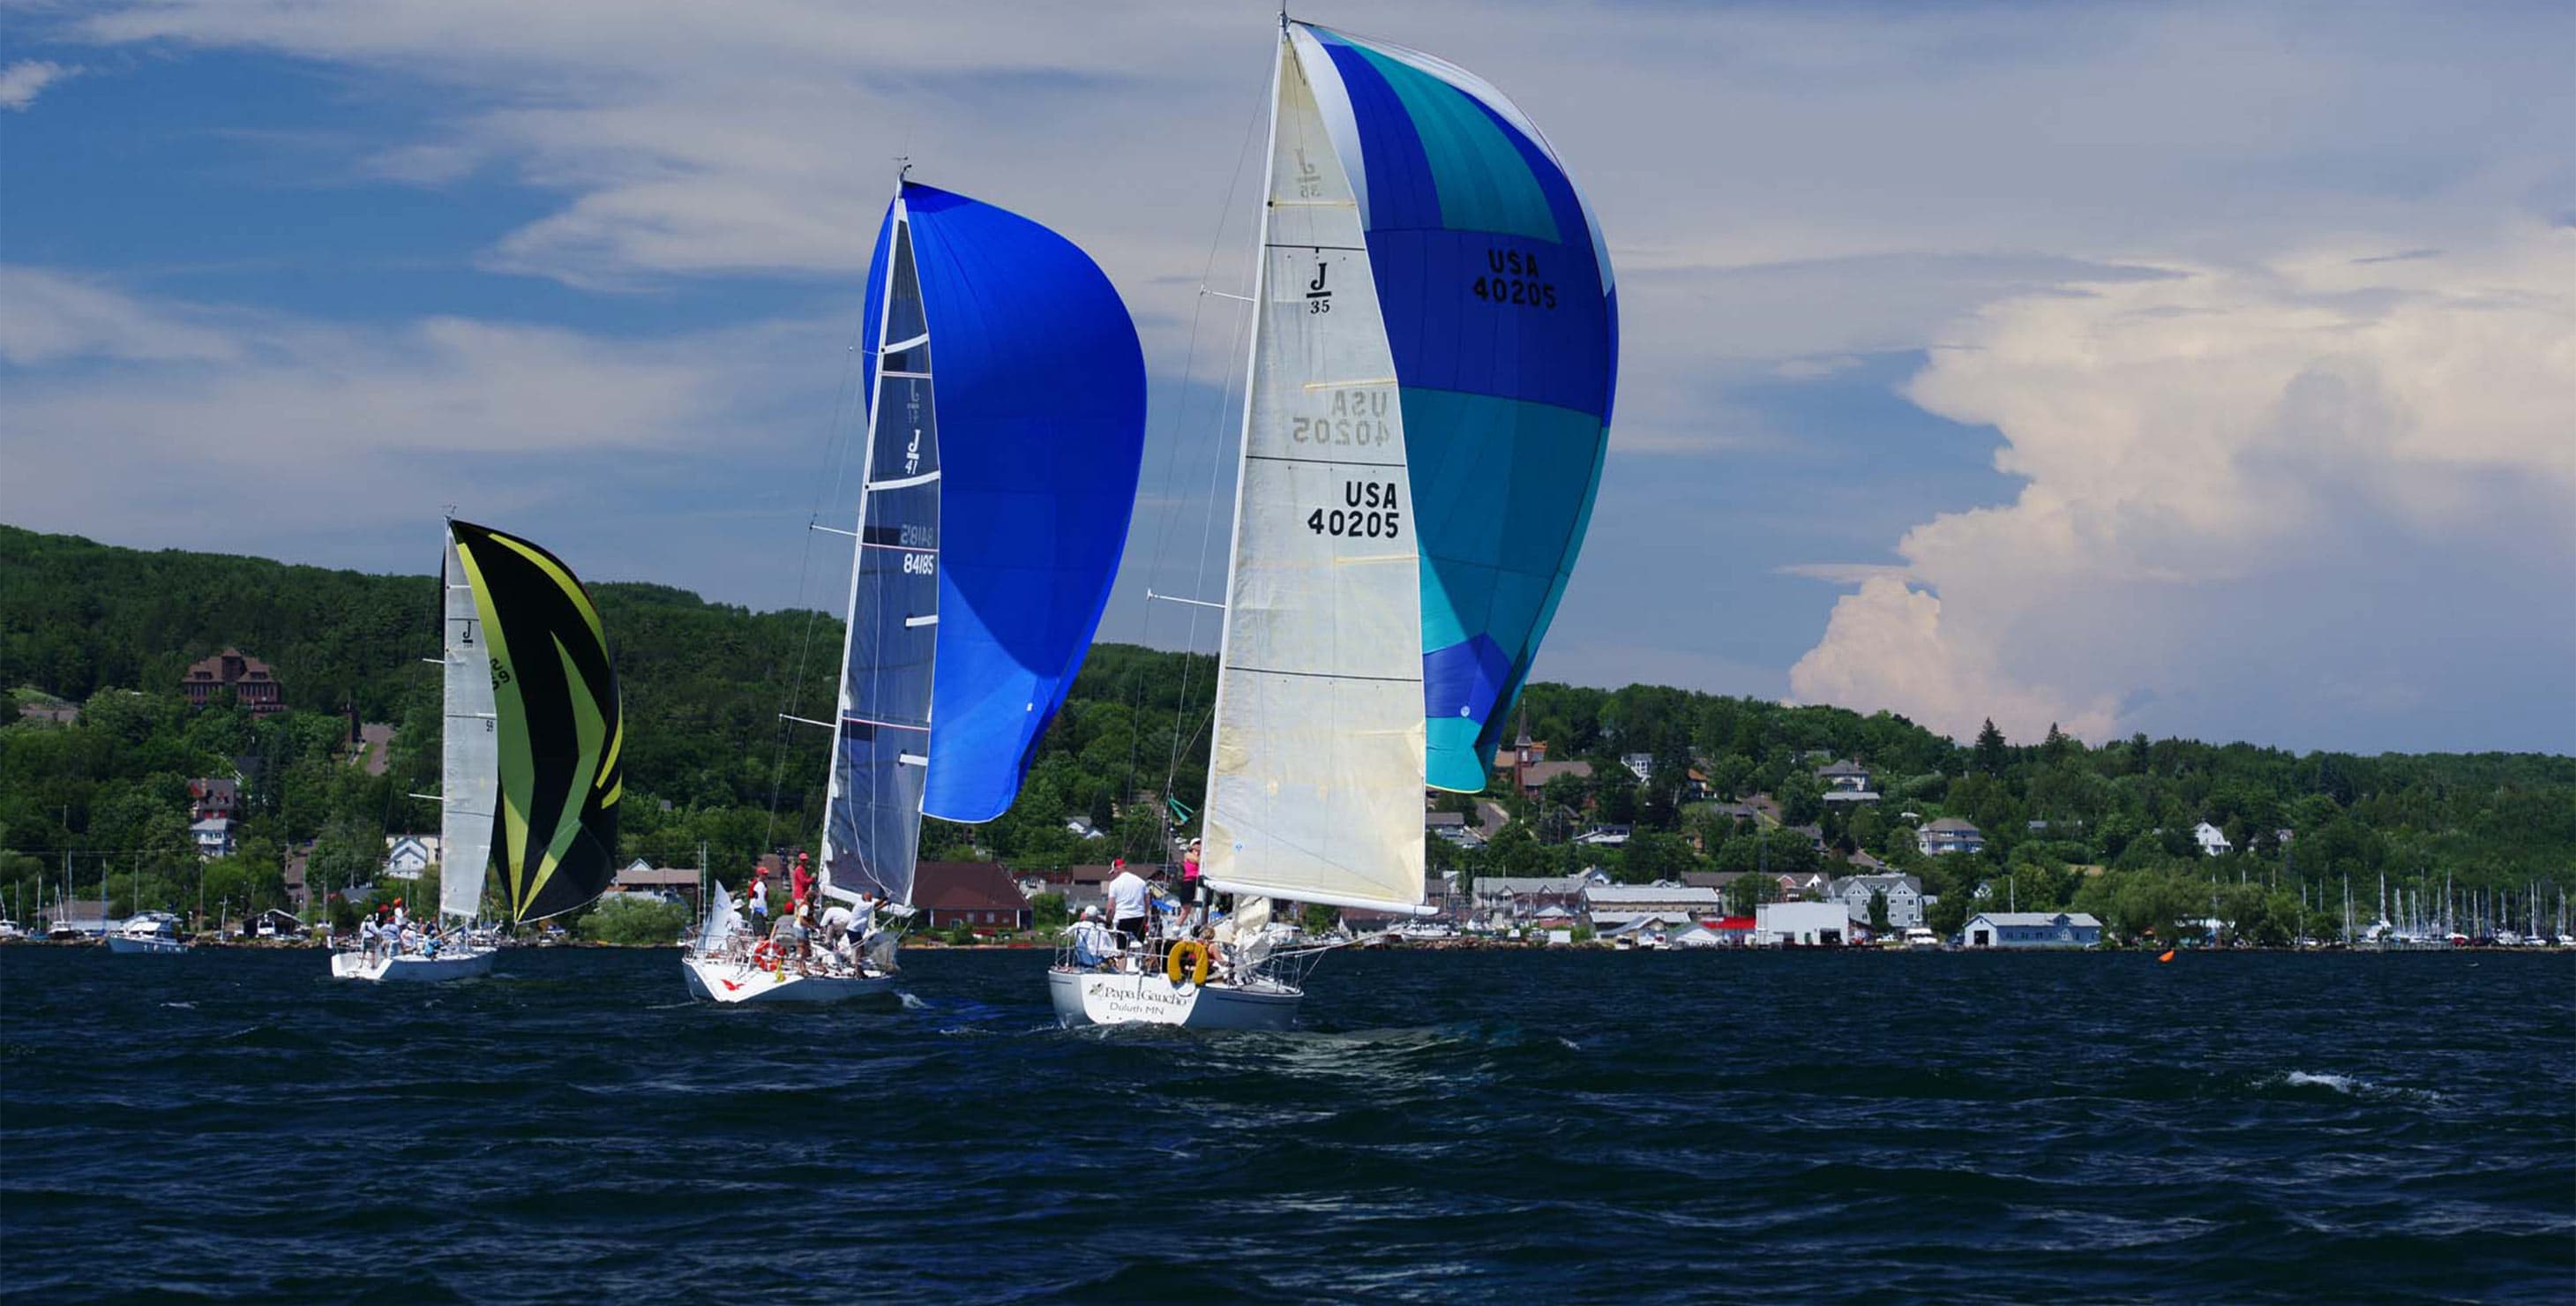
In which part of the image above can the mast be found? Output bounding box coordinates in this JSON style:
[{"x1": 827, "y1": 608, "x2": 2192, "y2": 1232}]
[
  {"x1": 820, "y1": 173, "x2": 942, "y2": 910},
  {"x1": 816, "y1": 178, "x2": 903, "y2": 911}
]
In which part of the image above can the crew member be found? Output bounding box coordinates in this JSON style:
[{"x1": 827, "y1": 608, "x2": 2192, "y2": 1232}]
[
  {"x1": 1105, "y1": 859, "x2": 1153, "y2": 954},
  {"x1": 1068, "y1": 904, "x2": 1118, "y2": 968}
]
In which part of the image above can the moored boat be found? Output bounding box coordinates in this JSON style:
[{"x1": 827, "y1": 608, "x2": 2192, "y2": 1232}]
[{"x1": 106, "y1": 912, "x2": 190, "y2": 955}]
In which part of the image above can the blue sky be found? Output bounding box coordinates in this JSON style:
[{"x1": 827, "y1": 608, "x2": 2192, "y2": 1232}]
[{"x1": 3, "y1": 2, "x2": 2570, "y2": 754}]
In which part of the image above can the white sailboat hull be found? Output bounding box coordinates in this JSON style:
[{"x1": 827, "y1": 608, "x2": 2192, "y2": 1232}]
[
  {"x1": 681, "y1": 956, "x2": 897, "y2": 1005},
  {"x1": 1048, "y1": 967, "x2": 1301, "y2": 1031},
  {"x1": 330, "y1": 948, "x2": 496, "y2": 983},
  {"x1": 106, "y1": 934, "x2": 190, "y2": 955}
]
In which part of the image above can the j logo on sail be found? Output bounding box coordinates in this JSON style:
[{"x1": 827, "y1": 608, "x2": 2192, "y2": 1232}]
[{"x1": 1307, "y1": 260, "x2": 1331, "y2": 314}]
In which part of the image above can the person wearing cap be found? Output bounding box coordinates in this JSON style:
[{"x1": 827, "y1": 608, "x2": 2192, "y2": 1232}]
[
  {"x1": 1068, "y1": 904, "x2": 1118, "y2": 969},
  {"x1": 1105, "y1": 858, "x2": 1154, "y2": 957},
  {"x1": 748, "y1": 871, "x2": 770, "y2": 926},
  {"x1": 790, "y1": 854, "x2": 813, "y2": 913}
]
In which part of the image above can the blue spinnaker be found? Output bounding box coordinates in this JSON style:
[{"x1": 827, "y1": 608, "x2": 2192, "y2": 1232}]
[
  {"x1": 1296, "y1": 24, "x2": 1619, "y2": 792},
  {"x1": 901, "y1": 183, "x2": 1148, "y2": 823}
]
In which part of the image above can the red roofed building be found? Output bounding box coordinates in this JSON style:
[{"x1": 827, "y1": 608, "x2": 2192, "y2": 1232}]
[
  {"x1": 182, "y1": 649, "x2": 284, "y2": 716},
  {"x1": 913, "y1": 861, "x2": 1030, "y2": 934}
]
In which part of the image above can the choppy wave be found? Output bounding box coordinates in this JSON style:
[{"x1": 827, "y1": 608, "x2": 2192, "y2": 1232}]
[{"x1": 3, "y1": 946, "x2": 2570, "y2": 1302}]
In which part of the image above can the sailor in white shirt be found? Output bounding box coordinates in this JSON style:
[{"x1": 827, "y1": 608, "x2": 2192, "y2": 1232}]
[{"x1": 1105, "y1": 860, "x2": 1155, "y2": 954}]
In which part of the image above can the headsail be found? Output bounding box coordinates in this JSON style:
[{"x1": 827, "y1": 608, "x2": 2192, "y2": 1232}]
[
  {"x1": 826, "y1": 181, "x2": 1146, "y2": 906},
  {"x1": 1290, "y1": 23, "x2": 1619, "y2": 792},
  {"x1": 1199, "y1": 34, "x2": 1430, "y2": 916},
  {"x1": 437, "y1": 529, "x2": 501, "y2": 920},
  {"x1": 447, "y1": 520, "x2": 624, "y2": 922}
]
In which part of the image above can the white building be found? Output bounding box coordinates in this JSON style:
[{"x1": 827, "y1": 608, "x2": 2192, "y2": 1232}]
[
  {"x1": 384, "y1": 834, "x2": 440, "y2": 880},
  {"x1": 1582, "y1": 882, "x2": 1723, "y2": 933},
  {"x1": 1754, "y1": 899, "x2": 1853, "y2": 947},
  {"x1": 1917, "y1": 817, "x2": 1984, "y2": 857},
  {"x1": 1962, "y1": 912, "x2": 2102, "y2": 949},
  {"x1": 191, "y1": 816, "x2": 236, "y2": 859},
  {"x1": 1829, "y1": 874, "x2": 1926, "y2": 928},
  {"x1": 2193, "y1": 822, "x2": 2233, "y2": 857}
]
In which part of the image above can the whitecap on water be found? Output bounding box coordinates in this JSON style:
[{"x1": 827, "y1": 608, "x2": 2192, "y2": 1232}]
[{"x1": 2274, "y1": 1070, "x2": 2443, "y2": 1104}]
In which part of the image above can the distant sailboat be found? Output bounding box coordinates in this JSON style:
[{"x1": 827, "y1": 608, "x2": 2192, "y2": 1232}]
[
  {"x1": 1050, "y1": 16, "x2": 1616, "y2": 1029},
  {"x1": 333, "y1": 519, "x2": 624, "y2": 981},
  {"x1": 683, "y1": 176, "x2": 1147, "y2": 1004}
]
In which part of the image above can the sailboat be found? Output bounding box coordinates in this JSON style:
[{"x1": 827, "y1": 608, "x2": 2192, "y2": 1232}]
[
  {"x1": 333, "y1": 519, "x2": 625, "y2": 981},
  {"x1": 1049, "y1": 16, "x2": 1616, "y2": 1029},
  {"x1": 682, "y1": 176, "x2": 1147, "y2": 1004}
]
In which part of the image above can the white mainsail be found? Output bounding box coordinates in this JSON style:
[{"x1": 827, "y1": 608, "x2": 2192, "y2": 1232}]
[
  {"x1": 1199, "y1": 34, "x2": 1428, "y2": 916},
  {"x1": 438, "y1": 527, "x2": 500, "y2": 920}
]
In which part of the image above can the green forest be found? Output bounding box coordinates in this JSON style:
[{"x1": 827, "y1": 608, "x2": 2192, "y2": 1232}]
[{"x1": 4, "y1": 523, "x2": 2571, "y2": 945}]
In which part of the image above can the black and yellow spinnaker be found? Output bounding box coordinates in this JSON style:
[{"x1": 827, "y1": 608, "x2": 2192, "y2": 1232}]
[{"x1": 448, "y1": 520, "x2": 623, "y2": 922}]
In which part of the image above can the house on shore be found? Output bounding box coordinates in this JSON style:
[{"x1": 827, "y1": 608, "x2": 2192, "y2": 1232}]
[
  {"x1": 384, "y1": 835, "x2": 439, "y2": 880},
  {"x1": 1962, "y1": 912, "x2": 2101, "y2": 949},
  {"x1": 610, "y1": 859, "x2": 703, "y2": 907},
  {"x1": 1829, "y1": 874, "x2": 1926, "y2": 929},
  {"x1": 1754, "y1": 900, "x2": 1853, "y2": 947},
  {"x1": 914, "y1": 861, "x2": 1031, "y2": 934},
  {"x1": 1917, "y1": 817, "x2": 1984, "y2": 857},
  {"x1": 182, "y1": 649, "x2": 284, "y2": 716},
  {"x1": 191, "y1": 817, "x2": 236, "y2": 859},
  {"x1": 2193, "y1": 822, "x2": 2233, "y2": 857},
  {"x1": 1582, "y1": 882, "x2": 1722, "y2": 934}
]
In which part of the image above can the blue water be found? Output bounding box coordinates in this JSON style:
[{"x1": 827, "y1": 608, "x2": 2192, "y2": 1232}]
[{"x1": 3, "y1": 947, "x2": 2571, "y2": 1302}]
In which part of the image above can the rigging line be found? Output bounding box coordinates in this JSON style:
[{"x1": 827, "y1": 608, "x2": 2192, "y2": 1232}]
[
  {"x1": 1126, "y1": 70, "x2": 1273, "y2": 840},
  {"x1": 1164, "y1": 64, "x2": 1277, "y2": 820},
  {"x1": 765, "y1": 286, "x2": 876, "y2": 854}
]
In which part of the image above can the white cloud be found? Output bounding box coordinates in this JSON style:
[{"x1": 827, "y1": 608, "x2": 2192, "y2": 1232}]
[
  {"x1": 1789, "y1": 224, "x2": 2576, "y2": 747},
  {"x1": 0, "y1": 60, "x2": 78, "y2": 110},
  {"x1": 0, "y1": 267, "x2": 243, "y2": 364},
  {"x1": 0, "y1": 268, "x2": 839, "y2": 597}
]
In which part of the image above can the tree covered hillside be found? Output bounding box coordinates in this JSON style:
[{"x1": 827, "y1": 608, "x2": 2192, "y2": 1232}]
[{"x1": 4, "y1": 523, "x2": 2570, "y2": 942}]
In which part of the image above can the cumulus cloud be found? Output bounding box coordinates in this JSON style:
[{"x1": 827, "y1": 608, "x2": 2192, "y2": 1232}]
[
  {"x1": 0, "y1": 60, "x2": 78, "y2": 110},
  {"x1": 1789, "y1": 225, "x2": 2576, "y2": 749}
]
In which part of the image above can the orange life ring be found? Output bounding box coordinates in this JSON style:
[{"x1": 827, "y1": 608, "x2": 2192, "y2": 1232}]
[
  {"x1": 750, "y1": 940, "x2": 779, "y2": 971},
  {"x1": 1164, "y1": 939, "x2": 1211, "y2": 987}
]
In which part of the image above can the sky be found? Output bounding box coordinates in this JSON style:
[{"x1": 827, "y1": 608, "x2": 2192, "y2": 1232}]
[{"x1": 3, "y1": 1, "x2": 2571, "y2": 754}]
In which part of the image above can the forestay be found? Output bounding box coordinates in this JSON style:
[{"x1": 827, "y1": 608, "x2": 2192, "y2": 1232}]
[{"x1": 1201, "y1": 36, "x2": 1429, "y2": 916}]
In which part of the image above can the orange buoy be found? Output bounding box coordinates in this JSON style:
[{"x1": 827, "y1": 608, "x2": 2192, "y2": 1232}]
[{"x1": 2157, "y1": 949, "x2": 2176, "y2": 963}]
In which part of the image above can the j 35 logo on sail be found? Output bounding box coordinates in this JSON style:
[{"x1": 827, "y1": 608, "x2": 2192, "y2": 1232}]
[
  {"x1": 1293, "y1": 147, "x2": 1322, "y2": 200},
  {"x1": 1306, "y1": 261, "x2": 1331, "y2": 314}
]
